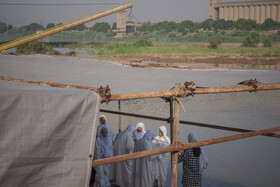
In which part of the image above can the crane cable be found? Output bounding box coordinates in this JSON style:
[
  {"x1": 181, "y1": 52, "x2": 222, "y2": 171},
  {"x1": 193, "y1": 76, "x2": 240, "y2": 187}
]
[{"x1": 0, "y1": 3, "x2": 122, "y2": 6}]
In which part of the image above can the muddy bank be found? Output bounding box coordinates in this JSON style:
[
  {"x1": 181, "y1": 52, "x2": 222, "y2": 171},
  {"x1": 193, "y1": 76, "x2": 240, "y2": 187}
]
[{"x1": 113, "y1": 54, "x2": 280, "y2": 65}]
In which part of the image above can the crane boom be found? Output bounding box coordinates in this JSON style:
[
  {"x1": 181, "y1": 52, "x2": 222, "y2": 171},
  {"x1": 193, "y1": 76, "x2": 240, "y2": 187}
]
[{"x1": 0, "y1": 2, "x2": 132, "y2": 54}]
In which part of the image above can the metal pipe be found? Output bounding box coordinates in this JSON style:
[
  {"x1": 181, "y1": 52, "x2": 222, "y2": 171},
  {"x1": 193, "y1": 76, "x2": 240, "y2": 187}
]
[
  {"x1": 99, "y1": 109, "x2": 280, "y2": 138},
  {"x1": 100, "y1": 109, "x2": 169, "y2": 122},
  {"x1": 118, "y1": 100, "x2": 121, "y2": 132}
]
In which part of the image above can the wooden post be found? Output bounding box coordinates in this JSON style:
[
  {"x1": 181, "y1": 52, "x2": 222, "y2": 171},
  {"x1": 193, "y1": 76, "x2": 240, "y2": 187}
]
[
  {"x1": 171, "y1": 98, "x2": 180, "y2": 187},
  {"x1": 118, "y1": 100, "x2": 121, "y2": 132}
]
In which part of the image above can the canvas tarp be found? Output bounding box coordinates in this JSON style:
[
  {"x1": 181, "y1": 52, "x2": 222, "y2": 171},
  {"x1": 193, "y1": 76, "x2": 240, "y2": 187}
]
[{"x1": 0, "y1": 80, "x2": 100, "y2": 186}]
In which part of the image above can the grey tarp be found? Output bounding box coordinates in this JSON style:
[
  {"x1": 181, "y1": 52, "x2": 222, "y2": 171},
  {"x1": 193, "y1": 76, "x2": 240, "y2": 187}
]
[{"x1": 0, "y1": 80, "x2": 100, "y2": 186}]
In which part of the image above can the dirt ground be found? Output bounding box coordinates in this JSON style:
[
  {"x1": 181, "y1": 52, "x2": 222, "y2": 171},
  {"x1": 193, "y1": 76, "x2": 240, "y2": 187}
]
[{"x1": 112, "y1": 54, "x2": 280, "y2": 66}]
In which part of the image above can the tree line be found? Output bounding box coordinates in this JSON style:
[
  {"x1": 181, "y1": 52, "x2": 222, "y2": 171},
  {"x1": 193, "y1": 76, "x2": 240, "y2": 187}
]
[
  {"x1": 137, "y1": 18, "x2": 280, "y2": 34},
  {"x1": 1, "y1": 18, "x2": 280, "y2": 35}
]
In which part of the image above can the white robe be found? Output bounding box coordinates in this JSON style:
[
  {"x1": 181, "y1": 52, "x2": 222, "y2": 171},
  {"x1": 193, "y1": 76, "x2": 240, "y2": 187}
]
[
  {"x1": 131, "y1": 130, "x2": 155, "y2": 187},
  {"x1": 113, "y1": 127, "x2": 135, "y2": 187},
  {"x1": 152, "y1": 126, "x2": 171, "y2": 187}
]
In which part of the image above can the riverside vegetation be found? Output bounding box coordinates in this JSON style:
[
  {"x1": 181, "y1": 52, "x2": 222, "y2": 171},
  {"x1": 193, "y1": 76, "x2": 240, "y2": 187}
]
[{"x1": 1, "y1": 18, "x2": 280, "y2": 64}]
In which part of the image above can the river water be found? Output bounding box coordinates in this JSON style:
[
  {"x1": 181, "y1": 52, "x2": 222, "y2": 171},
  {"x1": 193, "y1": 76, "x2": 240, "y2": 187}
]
[{"x1": 0, "y1": 54, "x2": 279, "y2": 187}]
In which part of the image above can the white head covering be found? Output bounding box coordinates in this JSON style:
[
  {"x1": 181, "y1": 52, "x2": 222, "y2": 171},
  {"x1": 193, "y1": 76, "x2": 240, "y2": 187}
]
[
  {"x1": 158, "y1": 126, "x2": 171, "y2": 145},
  {"x1": 125, "y1": 124, "x2": 136, "y2": 136},
  {"x1": 99, "y1": 115, "x2": 108, "y2": 125},
  {"x1": 188, "y1": 133, "x2": 208, "y2": 171},
  {"x1": 133, "y1": 122, "x2": 146, "y2": 140},
  {"x1": 99, "y1": 126, "x2": 113, "y2": 158},
  {"x1": 143, "y1": 130, "x2": 154, "y2": 141}
]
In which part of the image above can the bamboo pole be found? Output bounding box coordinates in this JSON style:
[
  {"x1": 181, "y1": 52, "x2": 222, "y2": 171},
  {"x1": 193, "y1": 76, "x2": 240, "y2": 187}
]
[
  {"x1": 109, "y1": 84, "x2": 280, "y2": 101},
  {"x1": 0, "y1": 76, "x2": 100, "y2": 92},
  {"x1": 172, "y1": 98, "x2": 180, "y2": 187},
  {"x1": 99, "y1": 109, "x2": 280, "y2": 138},
  {"x1": 93, "y1": 126, "x2": 280, "y2": 167}
]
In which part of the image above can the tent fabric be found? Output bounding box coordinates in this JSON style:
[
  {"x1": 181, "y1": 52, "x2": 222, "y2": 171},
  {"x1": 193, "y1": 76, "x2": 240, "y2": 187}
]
[{"x1": 0, "y1": 80, "x2": 100, "y2": 187}]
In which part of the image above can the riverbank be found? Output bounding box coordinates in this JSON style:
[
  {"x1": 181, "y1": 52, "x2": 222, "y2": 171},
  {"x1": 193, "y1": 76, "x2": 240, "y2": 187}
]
[{"x1": 64, "y1": 42, "x2": 280, "y2": 66}]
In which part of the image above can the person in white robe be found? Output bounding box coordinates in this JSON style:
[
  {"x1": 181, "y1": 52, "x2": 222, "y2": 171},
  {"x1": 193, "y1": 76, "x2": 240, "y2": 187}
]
[
  {"x1": 113, "y1": 124, "x2": 136, "y2": 187},
  {"x1": 94, "y1": 126, "x2": 113, "y2": 187},
  {"x1": 131, "y1": 130, "x2": 155, "y2": 187},
  {"x1": 97, "y1": 115, "x2": 115, "y2": 141},
  {"x1": 132, "y1": 122, "x2": 146, "y2": 142},
  {"x1": 152, "y1": 126, "x2": 171, "y2": 187}
]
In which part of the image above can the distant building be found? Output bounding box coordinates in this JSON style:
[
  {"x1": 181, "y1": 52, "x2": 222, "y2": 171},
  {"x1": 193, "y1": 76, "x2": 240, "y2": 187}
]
[
  {"x1": 115, "y1": 11, "x2": 127, "y2": 38},
  {"x1": 208, "y1": 0, "x2": 280, "y2": 23},
  {"x1": 115, "y1": 10, "x2": 144, "y2": 38}
]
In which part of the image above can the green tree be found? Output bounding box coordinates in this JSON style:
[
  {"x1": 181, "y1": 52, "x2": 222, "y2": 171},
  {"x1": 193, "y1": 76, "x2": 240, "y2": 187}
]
[
  {"x1": 25, "y1": 23, "x2": 44, "y2": 32},
  {"x1": 225, "y1": 20, "x2": 234, "y2": 30},
  {"x1": 235, "y1": 19, "x2": 257, "y2": 30},
  {"x1": 92, "y1": 22, "x2": 110, "y2": 33},
  {"x1": 262, "y1": 18, "x2": 280, "y2": 30},
  {"x1": 112, "y1": 22, "x2": 117, "y2": 30},
  {"x1": 152, "y1": 21, "x2": 177, "y2": 32},
  {"x1": 168, "y1": 32, "x2": 176, "y2": 41},
  {"x1": 208, "y1": 39, "x2": 222, "y2": 49},
  {"x1": 262, "y1": 38, "x2": 272, "y2": 47},
  {"x1": 136, "y1": 22, "x2": 152, "y2": 32},
  {"x1": 241, "y1": 32, "x2": 260, "y2": 47},
  {"x1": 69, "y1": 24, "x2": 86, "y2": 31},
  {"x1": 177, "y1": 20, "x2": 194, "y2": 33},
  {"x1": 17, "y1": 40, "x2": 50, "y2": 54},
  {"x1": 200, "y1": 19, "x2": 214, "y2": 30},
  {"x1": 7, "y1": 24, "x2": 13, "y2": 31},
  {"x1": 0, "y1": 21, "x2": 7, "y2": 34},
  {"x1": 213, "y1": 19, "x2": 227, "y2": 30},
  {"x1": 46, "y1": 23, "x2": 55, "y2": 29}
]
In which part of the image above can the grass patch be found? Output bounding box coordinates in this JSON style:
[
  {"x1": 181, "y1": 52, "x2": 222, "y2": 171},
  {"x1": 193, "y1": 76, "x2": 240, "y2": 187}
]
[{"x1": 95, "y1": 43, "x2": 280, "y2": 58}]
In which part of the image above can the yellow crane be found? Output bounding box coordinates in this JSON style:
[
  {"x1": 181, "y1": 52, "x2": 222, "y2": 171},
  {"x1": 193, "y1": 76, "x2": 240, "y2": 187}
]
[{"x1": 0, "y1": 2, "x2": 132, "y2": 54}]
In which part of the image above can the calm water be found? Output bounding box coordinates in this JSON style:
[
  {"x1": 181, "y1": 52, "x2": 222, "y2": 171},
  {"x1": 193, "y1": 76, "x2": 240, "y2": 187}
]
[{"x1": 0, "y1": 55, "x2": 279, "y2": 187}]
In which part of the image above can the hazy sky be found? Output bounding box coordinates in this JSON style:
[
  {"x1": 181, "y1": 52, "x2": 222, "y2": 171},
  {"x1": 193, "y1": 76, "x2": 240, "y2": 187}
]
[{"x1": 0, "y1": 0, "x2": 244, "y2": 27}]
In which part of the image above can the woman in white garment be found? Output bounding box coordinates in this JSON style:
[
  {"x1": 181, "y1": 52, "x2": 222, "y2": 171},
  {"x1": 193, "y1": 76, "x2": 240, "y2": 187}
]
[
  {"x1": 97, "y1": 115, "x2": 115, "y2": 141},
  {"x1": 113, "y1": 124, "x2": 136, "y2": 187},
  {"x1": 178, "y1": 133, "x2": 208, "y2": 187},
  {"x1": 131, "y1": 130, "x2": 155, "y2": 187},
  {"x1": 152, "y1": 126, "x2": 171, "y2": 187},
  {"x1": 94, "y1": 126, "x2": 113, "y2": 187},
  {"x1": 132, "y1": 122, "x2": 146, "y2": 142}
]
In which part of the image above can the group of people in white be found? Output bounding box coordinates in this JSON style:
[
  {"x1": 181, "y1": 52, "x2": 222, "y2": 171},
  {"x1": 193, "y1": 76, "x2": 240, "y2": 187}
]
[{"x1": 93, "y1": 115, "x2": 208, "y2": 187}]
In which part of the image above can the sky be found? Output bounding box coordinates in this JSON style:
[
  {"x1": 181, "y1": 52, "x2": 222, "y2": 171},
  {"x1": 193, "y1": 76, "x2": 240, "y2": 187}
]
[{"x1": 0, "y1": 0, "x2": 246, "y2": 27}]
